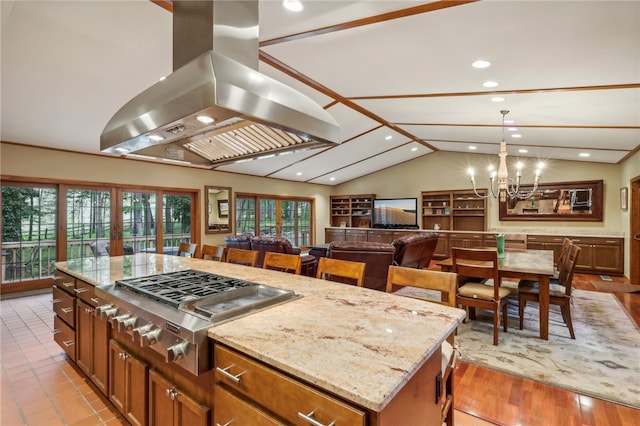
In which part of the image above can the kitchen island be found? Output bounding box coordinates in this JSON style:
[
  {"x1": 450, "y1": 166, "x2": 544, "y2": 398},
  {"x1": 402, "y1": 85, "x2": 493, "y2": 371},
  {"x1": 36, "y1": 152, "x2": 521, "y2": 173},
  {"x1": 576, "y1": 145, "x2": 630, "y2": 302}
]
[{"x1": 54, "y1": 253, "x2": 465, "y2": 426}]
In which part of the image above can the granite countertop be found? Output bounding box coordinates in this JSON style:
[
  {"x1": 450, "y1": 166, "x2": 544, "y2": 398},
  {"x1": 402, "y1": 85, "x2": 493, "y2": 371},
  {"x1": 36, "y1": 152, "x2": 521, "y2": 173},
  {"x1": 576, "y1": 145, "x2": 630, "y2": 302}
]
[{"x1": 54, "y1": 254, "x2": 465, "y2": 413}]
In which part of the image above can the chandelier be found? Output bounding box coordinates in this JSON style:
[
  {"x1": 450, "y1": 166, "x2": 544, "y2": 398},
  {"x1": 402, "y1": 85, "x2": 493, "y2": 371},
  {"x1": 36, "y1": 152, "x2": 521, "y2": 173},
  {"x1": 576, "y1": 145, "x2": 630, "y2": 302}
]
[{"x1": 467, "y1": 110, "x2": 544, "y2": 201}]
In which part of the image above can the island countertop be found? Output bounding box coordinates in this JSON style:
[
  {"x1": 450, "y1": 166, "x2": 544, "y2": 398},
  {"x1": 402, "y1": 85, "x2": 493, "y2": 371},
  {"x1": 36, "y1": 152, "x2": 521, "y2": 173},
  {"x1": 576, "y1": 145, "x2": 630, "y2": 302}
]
[{"x1": 54, "y1": 254, "x2": 465, "y2": 412}]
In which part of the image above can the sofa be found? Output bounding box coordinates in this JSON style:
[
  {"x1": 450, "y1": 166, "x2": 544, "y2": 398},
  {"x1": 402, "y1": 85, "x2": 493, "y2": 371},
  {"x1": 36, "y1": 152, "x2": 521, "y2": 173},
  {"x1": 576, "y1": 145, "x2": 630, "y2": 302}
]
[
  {"x1": 327, "y1": 241, "x2": 396, "y2": 291},
  {"x1": 223, "y1": 234, "x2": 252, "y2": 250},
  {"x1": 391, "y1": 232, "x2": 439, "y2": 269}
]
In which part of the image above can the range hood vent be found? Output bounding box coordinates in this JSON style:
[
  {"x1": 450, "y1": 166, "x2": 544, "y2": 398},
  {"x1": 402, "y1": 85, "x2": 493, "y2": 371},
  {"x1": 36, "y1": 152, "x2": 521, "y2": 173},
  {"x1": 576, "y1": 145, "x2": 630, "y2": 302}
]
[{"x1": 100, "y1": 0, "x2": 340, "y2": 166}]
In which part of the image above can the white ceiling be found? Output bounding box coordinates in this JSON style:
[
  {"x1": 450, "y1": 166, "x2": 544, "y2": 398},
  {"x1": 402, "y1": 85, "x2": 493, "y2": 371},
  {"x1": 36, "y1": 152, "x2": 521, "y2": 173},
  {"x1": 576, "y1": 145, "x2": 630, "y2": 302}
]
[{"x1": 1, "y1": 1, "x2": 639, "y2": 186}]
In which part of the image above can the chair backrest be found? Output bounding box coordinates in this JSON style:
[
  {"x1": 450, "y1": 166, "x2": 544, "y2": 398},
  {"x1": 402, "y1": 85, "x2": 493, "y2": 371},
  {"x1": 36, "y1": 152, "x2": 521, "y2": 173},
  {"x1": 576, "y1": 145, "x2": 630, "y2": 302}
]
[
  {"x1": 225, "y1": 248, "x2": 259, "y2": 267},
  {"x1": 250, "y1": 236, "x2": 297, "y2": 267},
  {"x1": 200, "y1": 244, "x2": 226, "y2": 261},
  {"x1": 316, "y1": 257, "x2": 366, "y2": 287},
  {"x1": 327, "y1": 241, "x2": 394, "y2": 291},
  {"x1": 556, "y1": 238, "x2": 573, "y2": 273},
  {"x1": 263, "y1": 252, "x2": 302, "y2": 275},
  {"x1": 385, "y1": 265, "x2": 457, "y2": 308},
  {"x1": 452, "y1": 248, "x2": 501, "y2": 298},
  {"x1": 558, "y1": 244, "x2": 581, "y2": 296},
  {"x1": 177, "y1": 242, "x2": 199, "y2": 258},
  {"x1": 391, "y1": 232, "x2": 439, "y2": 269}
]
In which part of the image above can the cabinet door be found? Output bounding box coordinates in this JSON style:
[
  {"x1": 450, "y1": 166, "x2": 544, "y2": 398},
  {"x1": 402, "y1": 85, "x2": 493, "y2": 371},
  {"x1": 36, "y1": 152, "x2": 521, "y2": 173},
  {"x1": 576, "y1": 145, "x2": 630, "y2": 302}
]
[
  {"x1": 214, "y1": 384, "x2": 283, "y2": 426},
  {"x1": 368, "y1": 230, "x2": 394, "y2": 243},
  {"x1": 591, "y1": 243, "x2": 622, "y2": 273},
  {"x1": 90, "y1": 313, "x2": 109, "y2": 395},
  {"x1": 345, "y1": 229, "x2": 368, "y2": 242},
  {"x1": 76, "y1": 300, "x2": 93, "y2": 377},
  {"x1": 109, "y1": 340, "x2": 127, "y2": 414},
  {"x1": 126, "y1": 353, "x2": 148, "y2": 426},
  {"x1": 325, "y1": 229, "x2": 345, "y2": 243},
  {"x1": 174, "y1": 390, "x2": 210, "y2": 426},
  {"x1": 573, "y1": 242, "x2": 593, "y2": 270},
  {"x1": 149, "y1": 370, "x2": 175, "y2": 426}
]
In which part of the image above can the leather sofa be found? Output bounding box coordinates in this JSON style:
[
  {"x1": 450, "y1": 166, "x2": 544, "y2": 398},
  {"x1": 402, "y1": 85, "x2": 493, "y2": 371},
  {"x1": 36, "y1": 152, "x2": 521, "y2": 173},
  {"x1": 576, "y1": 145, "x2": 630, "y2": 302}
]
[
  {"x1": 224, "y1": 234, "x2": 252, "y2": 250},
  {"x1": 327, "y1": 241, "x2": 396, "y2": 291},
  {"x1": 391, "y1": 232, "x2": 439, "y2": 269}
]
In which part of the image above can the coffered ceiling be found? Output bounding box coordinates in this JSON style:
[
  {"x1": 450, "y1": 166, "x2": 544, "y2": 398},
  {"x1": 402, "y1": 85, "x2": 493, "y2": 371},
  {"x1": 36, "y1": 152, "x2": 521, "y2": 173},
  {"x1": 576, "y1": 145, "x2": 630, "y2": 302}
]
[{"x1": 1, "y1": 1, "x2": 639, "y2": 185}]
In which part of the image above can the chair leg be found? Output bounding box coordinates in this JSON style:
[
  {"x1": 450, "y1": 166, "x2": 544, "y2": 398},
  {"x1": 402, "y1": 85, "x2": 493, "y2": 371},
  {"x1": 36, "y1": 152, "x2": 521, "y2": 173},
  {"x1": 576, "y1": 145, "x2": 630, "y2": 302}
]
[
  {"x1": 518, "y1": 296, "x2": 526, "y2": 330},
  {"x1": 502, "y1": 302, "x2": 508, "y2": 332},
  {"x1": 493, "y1": 308, "x2": 500, "y2": 346},
  {"x1": 562, "y1": 303, "x2": 576, "y2": 339}
]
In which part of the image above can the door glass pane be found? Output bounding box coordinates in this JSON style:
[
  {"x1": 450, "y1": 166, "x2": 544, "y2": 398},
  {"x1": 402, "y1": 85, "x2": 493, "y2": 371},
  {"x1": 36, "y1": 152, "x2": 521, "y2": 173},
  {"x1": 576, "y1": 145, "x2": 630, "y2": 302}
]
[
  {"x1": 122, "y1": 192, "x2": 156, "y2": 254},
  {"x1": 162, "y1": 194, "x2": 193, "y2": 253},
  {"x1": 66, "y1": 189, "x2": 111, "y2": 260},
  {"x1": 297, "y1": 201, "x2": 312, "y2": 247},
  {"x1": 259, "y1": 199, "x2": 277, "y2": 237},
  {"x1": 2, "y1": 185, "x2": 57, "y2": 282},
  {"x1": 235, "y1": 197, "x2": 256, "y2": 235}
]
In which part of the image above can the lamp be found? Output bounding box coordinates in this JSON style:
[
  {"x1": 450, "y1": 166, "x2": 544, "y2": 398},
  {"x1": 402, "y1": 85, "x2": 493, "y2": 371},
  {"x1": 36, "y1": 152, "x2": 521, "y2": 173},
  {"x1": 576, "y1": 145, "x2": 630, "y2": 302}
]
[{"x1": 467, "y1": 110, "x2": 544, "y2": 201}]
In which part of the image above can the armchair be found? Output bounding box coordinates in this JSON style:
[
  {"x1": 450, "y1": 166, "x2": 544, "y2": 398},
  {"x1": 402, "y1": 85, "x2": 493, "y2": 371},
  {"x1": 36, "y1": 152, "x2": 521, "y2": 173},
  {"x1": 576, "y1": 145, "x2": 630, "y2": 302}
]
[
  {"x1": 327, "y1": 241, "x2": 395, "y2": 291},
  {"x1": 391, "y1": 232, "x2": 439, "y2": 269}
]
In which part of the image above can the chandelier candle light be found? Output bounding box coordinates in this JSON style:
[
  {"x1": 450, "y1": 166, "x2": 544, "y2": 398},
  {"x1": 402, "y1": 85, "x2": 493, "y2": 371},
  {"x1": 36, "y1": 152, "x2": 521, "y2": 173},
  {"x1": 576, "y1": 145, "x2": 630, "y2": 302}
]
[{"x1": 468, "y1": 110, "x2": 544, "y2": 201}]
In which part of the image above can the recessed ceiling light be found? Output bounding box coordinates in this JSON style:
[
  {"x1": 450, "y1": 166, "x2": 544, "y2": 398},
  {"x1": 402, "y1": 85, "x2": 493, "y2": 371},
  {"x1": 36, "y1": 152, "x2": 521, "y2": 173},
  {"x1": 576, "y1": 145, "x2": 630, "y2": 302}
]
[
  {"x1": 296, "y1": 172, "x2": 303, "y2": 176},
  {"x1": 504, "y1": 119, "x2": 515, "y2": 124},
  {"x1": 483, "y1": 81, "x2": 499, "y2": 88},
  {"x1": 411, "y1": 147, "x2": 418, "y2": 152},
  {"x1": 472, "y1": 59, "x2": 491, "y2": 69},
  {"x1": 507, "y1": 127, "x2": 518, "y2": 131},
  {"x1": 149, "y1": 135, "x2": 164, "y2": 141},
  {"x1": 469, "y1": 145, "x2": 477, "y2": 150},
  {"x1": 491, "y1": 97, "x2": 505, "y2": 102},
  {"x1": 282, "y1": 0, "x2": 303, "y2": 12},
  {"x1": 329, "y1": 177, "x2": 336, "y2": 181},
  {"x1": 115, "y1": 147, "x2": 130, "y2": 153},
  {"x1": 158, "y1": 76, "x2": 166, "y2": 81},
  {"x1": 511, "y1": 134, "x2": 522, "y2": 138},
  {"x1": 196, "y1": 115, "x2": 215, "y2": 124},
  {"x1": 579, "y1": 152, "x2": 591, "y2": 157},
  {"x1": 518, "y1": 149, "x2": 528, "y2": 153},
  {"x1": 385, "y1": 135, "x2": 393, "y2": 140}
]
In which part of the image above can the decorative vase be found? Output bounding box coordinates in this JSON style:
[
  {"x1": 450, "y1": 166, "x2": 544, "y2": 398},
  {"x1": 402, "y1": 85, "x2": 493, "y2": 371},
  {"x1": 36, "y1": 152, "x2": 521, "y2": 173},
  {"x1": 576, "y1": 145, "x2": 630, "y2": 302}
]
[{"x1": 496, "y1": 233, "x2": 505, "y2": 259}]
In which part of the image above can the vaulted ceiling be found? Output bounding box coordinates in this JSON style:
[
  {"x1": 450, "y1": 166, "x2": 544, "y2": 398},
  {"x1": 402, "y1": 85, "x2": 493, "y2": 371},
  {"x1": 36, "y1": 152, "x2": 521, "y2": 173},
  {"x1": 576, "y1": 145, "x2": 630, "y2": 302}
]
[{"x1": 2, "y1": 1, "x2": 639, "y2": 185}]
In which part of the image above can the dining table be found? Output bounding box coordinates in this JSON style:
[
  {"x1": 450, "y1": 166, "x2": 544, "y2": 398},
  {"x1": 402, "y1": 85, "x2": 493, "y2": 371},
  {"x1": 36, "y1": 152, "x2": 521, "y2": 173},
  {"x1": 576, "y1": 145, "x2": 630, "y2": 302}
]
[{"x1": 436, "y1": 248, "x2": 555, "y2": 340}]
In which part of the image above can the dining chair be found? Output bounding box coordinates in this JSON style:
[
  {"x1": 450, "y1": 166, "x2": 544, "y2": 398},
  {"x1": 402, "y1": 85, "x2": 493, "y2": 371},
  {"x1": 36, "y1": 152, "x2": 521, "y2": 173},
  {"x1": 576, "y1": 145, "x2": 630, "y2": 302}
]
[
  {"x1": 225, "y1": 248, "x2": 259, "y2": 267},
  {"x1": 452, "y1": 248, "x2": 511, "y2": 346},
  {"x1": 385, "y1": 265, "x2": 459, "y2": 426},
  {"x1": 200, "y1": 244, "x2": 226, "y2": 262},
  {"x1": 177, "y1": 242, "x2": 199, "y2": 258},
  {"x1": 316, "y1": 257, "x2": 366, "y2": 287},
  {"x1": 551, "y1": 238, "x2": 573, "y2": 282},
  {"x1": 518, "y1": 244, "x2": 581, "y2": 339},
  {"x1": 262, "y1": 252, "x2": 302, "y2": 275}
]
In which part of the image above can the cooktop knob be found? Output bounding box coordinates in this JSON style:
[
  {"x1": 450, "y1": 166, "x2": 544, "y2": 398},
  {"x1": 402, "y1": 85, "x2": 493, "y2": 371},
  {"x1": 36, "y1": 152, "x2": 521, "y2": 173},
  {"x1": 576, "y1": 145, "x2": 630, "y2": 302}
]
[
  {"x1": 98, "y1": 305, "x2": 119, "y2": 321},
  {"x1": 132, "y1": 324, "x2": 153, "y2": 342},
  {"x1": 119, "y1": 315, "x2": 138, "y2": 333},
  {"x1": 166, "y1": 341, "x2": 189, "y2": 363},
  {"x1": 139, "y1": 328, "x2": 162, "y2": 347},
  {"x1": 110, "y1": 314, "x2": 131, "y2": 329}
]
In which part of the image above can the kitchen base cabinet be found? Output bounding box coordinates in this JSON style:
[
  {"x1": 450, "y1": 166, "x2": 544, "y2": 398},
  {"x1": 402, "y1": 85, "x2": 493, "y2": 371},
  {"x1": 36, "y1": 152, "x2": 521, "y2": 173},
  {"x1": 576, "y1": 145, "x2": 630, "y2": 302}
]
[
  {"x1": 149, "y1": 369, "x2": 209, "y2": 426},
  {"x1": 109, "y1": 339, "x2": 148, "y2": 426},
  {"x1": 52, "y1": 271, "x2": 77, "y2": 361},
  {"x1": 53, "y1": 315, "x2": 76, "y2": 362},
  {"x1": 214, "y1": 343, "x2": 442, "y2": 426}
]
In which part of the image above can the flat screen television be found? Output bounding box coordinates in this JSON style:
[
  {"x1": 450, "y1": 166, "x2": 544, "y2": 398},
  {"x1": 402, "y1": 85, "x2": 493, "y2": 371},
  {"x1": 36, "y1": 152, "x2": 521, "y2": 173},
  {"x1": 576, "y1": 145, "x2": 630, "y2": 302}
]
[{"x1": 373, "y1": 198, "x2": 418, "y2": 229}]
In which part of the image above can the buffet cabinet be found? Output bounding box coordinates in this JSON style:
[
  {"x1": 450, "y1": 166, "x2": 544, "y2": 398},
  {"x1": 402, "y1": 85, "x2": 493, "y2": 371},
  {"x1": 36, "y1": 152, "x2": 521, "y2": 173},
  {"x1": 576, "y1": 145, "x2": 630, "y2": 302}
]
[
  {"x1": 324, "y1": 228, "x2": 625, "y2": 275},
  {"x1": 213, "y1": 343, "x2": 442, "y2": 426}
]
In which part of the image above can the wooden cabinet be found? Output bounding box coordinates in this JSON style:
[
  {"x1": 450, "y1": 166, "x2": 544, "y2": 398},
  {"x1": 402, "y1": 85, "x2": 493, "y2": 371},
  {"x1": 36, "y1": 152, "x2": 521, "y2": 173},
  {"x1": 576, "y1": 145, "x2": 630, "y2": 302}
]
[
  {"x1": 570, "y1": 237, "x2": 623, "y2": 274},
  {"x1": 422, "y1": 190, "x2": 486, "y2": 231},
  {"x1": 330, "y1": 194, "x2": 375, "y2": 228},
  {"x1": 214, "y1": 344, "x2": 366, "y2": 426},
  {"x1": 214, "y1": 384, "x2": 284, "y2": 426},
  {"x1": 448, "y1": 232, "x2": 485, "y2": 250},
  {"x1": 149, "y1": 369, "x2": 209, "y2": 426},
  {"x1": 345, "y1": 228, "x2": 369, "y2": 242},
  {"x1": 52, "y1": 271, "x2": 76, "y2": 361},
  {"x1": 368, "y1": 230, "x2": 395, "y2": 243},
  {"x1": 526, "y1": 235, "x2": 567, "y2": 266},
  {"x1": 76, "y1": 299, "x2": 109, "y2": 394},
  {"x1": 325, "y1": 228, "x2": 346, "y2": 243},
  {"x1": 109, "y1": 340, "x2": 148, "y2": 426}
]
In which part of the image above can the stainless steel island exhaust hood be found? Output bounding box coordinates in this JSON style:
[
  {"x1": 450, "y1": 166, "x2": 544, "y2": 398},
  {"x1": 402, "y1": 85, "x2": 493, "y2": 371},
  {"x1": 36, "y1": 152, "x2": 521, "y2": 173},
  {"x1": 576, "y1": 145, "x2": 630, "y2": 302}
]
[{"x1": 100, "y1": 1, "x2": 340, "y2": 166}]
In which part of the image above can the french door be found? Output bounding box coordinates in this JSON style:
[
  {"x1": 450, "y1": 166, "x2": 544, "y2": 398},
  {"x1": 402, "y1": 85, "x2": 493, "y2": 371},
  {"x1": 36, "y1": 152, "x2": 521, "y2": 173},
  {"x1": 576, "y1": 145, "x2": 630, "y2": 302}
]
[{"x1": 235, "y1": 194, "x2": 314, "y2": 247}]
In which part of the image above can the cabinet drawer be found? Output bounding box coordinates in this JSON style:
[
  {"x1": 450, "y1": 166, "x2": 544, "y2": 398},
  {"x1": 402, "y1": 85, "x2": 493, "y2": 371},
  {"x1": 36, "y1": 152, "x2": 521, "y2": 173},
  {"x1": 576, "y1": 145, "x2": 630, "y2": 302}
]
[
  {"x1": 214, "y1": 345, "x2": 365, "y2": 426},
  {"x1": 214, "y1": 384, "x2": 285, "y2": 426},
  {"x1": 74, "y1": 280, "x2": 105, "y2": 307},
  {"x1": 53, "y1": 315, "x2": 76, "y2": 362},
  {"x1": 570, "y1": 237, "x2": 621, "y2": 246},
  {"x1": 54, "y1": 271, "x2": 76, "y2": 295},
  {"x1": 53, "y1": 285, "x2": 75, "y2": 328}
]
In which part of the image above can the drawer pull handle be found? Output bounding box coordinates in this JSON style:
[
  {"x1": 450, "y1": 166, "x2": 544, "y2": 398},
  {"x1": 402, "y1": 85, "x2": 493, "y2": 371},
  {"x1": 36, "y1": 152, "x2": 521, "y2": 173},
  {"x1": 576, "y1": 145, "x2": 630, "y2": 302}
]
[
  {"x1": 63, "y1": 340, "x2": 74, "y2": 347},
  {"x1": 215, "y1": 422, "x2": 232, "y2": 426},
  {"x1": 52, "y1": 299, "x2": 61, "y2": 304},
  {"x1": 216, "y1": 365, "x2": 243, "y2": 383},
  {"x1": 298, "y1": 410, "x2": 335, "y2": 426},
  {"x1": 61, "y1": 307, "x2": 73, "y2": 313},
  {"x1": 62, "y1": 282, "x2": 74, "y2": 288},
  {"x1": 605, "y1": 240, "x2": 616, "y2": 244},
  {"x1": 74, "y1": 288, "x2": 88, "y2": 294},
  {"x1": 90, "y1": 297, "x2": 100, "y2": 304},
  {"x1": 53, "y1": 328, "x2": 61, "y2": 335},
  {"x1": 573, "y1": 239, "x2": 581, "y2": 242}
]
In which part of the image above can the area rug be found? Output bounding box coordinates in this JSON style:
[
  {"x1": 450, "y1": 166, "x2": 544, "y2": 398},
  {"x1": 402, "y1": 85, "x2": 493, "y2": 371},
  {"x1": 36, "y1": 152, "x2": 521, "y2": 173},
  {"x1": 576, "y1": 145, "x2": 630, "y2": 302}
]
[
  {"x1": 455, "y1": 289, "x2": 640, "y2": 409},
  {"x1": 591, "y1": 281, "x2": 640, "y2": 293}
]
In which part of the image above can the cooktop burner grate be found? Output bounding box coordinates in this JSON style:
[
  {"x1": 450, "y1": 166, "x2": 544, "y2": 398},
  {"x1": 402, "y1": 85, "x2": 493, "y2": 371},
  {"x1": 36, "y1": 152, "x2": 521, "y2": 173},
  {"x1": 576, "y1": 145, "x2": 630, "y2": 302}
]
[{"x1": 115, "y1": 270, "x2": 258, "y2": 308}]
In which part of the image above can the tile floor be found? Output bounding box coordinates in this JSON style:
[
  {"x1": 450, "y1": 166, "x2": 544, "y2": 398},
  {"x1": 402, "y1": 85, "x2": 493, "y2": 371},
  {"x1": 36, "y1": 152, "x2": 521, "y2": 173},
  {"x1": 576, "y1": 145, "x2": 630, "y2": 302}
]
[{"x1": 1, "y1": 291, "x2": 496, "y2": 426}]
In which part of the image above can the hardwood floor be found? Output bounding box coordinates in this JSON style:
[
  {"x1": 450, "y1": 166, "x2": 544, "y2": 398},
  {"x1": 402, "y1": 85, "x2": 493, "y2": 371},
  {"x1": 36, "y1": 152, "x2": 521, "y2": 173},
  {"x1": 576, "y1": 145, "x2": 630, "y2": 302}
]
[{"x1": 453, "y1": 272, "x2": 640, "y2": 425}]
